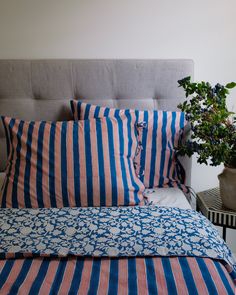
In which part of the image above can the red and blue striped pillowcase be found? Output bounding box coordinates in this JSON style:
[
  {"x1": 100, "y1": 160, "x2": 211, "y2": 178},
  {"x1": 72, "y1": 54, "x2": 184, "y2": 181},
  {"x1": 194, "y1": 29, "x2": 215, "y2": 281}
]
[
  {"x1": 71, "y1": 100, "x2": 188, "y2": 190},
  {"x1": 0, "y1": 116, "x2": 144, "y2": 208}
]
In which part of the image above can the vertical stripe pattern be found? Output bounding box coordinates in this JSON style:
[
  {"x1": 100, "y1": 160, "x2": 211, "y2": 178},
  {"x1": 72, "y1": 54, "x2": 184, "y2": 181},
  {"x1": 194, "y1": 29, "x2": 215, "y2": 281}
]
[
  {"x1": 71, "y1": 101, "x2": 188, "y2": 190},
  {"x1": 0, "y1": 116, "x2": 144, "y2": 208},
  {"x1": 0, "y1": 257, "x2": 234, "y2": 294}
]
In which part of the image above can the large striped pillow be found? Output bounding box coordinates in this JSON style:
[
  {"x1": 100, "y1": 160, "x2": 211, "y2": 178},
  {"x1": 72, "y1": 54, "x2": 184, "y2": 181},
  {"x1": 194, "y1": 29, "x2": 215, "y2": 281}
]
[
  {"x1": 71, "y1": 100, "x2": 188, "y2": 190},
  {"x1": 0, "y1": 116, "x2": 145, "y2": 208}
]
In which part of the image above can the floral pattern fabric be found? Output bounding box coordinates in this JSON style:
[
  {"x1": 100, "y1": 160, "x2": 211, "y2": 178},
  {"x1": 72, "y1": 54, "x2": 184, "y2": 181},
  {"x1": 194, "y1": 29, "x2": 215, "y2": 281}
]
[{"x1": 0, "y1": 206, "x2": 235, "y2": 275}]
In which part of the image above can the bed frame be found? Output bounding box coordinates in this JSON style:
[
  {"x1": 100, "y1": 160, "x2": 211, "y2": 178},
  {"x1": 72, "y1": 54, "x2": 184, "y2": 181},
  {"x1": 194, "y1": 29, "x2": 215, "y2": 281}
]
[{"x1": 0, "y1": 59, "x2": 194, "y2": 185}]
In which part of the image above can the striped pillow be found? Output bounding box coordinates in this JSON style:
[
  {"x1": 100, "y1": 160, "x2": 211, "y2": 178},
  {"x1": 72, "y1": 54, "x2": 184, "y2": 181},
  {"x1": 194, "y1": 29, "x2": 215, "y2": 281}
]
[
  {"x1": 71, "y1": 100, "x2": 188, "y2": 189},
  {"x1": 0, "y1": 116, "x2": 144, "y2": 208}
]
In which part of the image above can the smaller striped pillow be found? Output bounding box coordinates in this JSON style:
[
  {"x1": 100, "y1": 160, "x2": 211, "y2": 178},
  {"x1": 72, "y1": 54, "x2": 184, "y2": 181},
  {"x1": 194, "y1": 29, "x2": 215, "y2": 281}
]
[
  {"x1": 71, "y1": 100, "x2": 188, "y2": 190},
  {"x1": 0, "y1": 116, "x2": 144, "y2": 208}
]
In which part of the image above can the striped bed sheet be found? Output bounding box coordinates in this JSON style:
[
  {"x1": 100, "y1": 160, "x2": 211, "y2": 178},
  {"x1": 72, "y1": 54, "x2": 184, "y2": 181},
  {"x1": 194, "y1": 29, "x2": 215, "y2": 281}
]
[{"x1": 0, "y1": 256, "x2": 234, "y2": 294}]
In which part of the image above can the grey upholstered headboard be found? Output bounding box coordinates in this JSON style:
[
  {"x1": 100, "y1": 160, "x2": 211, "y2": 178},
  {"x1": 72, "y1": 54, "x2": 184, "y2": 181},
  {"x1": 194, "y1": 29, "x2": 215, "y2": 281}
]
[{"x1": 0, "y1": 59, "x2": 194, "y2": 185}]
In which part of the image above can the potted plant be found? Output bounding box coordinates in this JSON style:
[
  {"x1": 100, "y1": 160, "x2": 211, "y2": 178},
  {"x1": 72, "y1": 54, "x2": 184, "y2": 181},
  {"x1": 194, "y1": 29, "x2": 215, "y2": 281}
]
[{"x1": 177, "y1": 76, "x2": 236, "y2": 210}]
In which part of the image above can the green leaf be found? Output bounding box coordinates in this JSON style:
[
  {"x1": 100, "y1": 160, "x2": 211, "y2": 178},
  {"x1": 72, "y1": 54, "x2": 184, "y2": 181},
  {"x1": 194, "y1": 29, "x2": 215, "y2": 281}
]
[
  {"x1": 177, "y1": 77, "x2": 236, "y2": 167},
  {"x1": 226, "y1": 82, "x2": 236, "y2": 89}
]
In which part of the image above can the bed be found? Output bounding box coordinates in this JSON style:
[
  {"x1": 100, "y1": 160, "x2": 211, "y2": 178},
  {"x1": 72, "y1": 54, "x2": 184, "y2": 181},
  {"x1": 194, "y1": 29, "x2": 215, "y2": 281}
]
[{"x1": 0, "y1": 59, "x2": 235, "y2": 294}]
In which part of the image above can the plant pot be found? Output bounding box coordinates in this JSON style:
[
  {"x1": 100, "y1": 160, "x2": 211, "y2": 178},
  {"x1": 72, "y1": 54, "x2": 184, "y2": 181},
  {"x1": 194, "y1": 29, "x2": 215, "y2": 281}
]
[{"x1": 218, "y1": 167, "x2": 236, "y2": 210}]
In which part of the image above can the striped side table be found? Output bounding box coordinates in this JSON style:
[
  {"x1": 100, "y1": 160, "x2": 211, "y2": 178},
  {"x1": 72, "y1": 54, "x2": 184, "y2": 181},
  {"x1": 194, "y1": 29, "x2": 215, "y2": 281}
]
[{"x1": 197, "y1": 187, "x2": 236, "y2": 241}]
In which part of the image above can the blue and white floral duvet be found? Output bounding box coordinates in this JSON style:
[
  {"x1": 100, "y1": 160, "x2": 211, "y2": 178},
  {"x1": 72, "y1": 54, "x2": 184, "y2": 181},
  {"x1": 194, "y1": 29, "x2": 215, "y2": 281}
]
[{"x1": 0, "y1": 205, "x2": 235, "y2": 280}]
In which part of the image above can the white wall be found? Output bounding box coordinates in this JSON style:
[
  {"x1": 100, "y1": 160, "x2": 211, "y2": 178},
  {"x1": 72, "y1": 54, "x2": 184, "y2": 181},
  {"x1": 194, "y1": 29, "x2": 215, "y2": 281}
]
[{"x1": 0, "y1": 0, "x2": 236, "y2": 249}]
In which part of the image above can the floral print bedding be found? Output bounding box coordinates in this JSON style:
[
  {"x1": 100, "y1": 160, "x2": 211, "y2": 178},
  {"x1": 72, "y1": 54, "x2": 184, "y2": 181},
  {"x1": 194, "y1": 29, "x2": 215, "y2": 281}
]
[{"x1": 0, "y1": 206, "x2": 235, "y2": 277}]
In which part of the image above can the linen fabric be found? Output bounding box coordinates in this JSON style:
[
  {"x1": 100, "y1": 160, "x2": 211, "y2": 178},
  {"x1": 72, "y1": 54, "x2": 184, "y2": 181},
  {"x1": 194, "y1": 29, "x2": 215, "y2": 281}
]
[
  {"x1": 0, "y1": 116, "x2": 144, "y2": 208},
  {"x1": 0, "y1": 257, "x2": 234, "y2": 294},
  {"x1": 143, "y1": 187, "x2": 192, "y2": 209},
  {"x1": 71, "y1": 100, "x2": 188, "y2": 189},
  {"x1": 0, "y1": 206, "x2": 235, "y2": 267}
]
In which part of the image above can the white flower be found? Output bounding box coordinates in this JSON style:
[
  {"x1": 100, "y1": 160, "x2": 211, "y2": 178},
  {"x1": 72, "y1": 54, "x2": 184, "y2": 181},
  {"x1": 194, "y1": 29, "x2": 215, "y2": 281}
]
[
  {"x1": 186, "y1": 229, "x2": 194, "y2": 233},
  {"x1": 192, "y1": 249, "x2": 202, "y2": 256},
  {"x1": 43, "y1": 249, "x2": 54, "y2": 254},
  {"x1": 36, "y1": 243, "x2": 46, "y2": 250},
  {"x1": 110, "y1": 227, "x2": 120, "y2": 235},
  {"x1": 15, "y1": 216, "x2": 26, "y2": 222},
  {"x1": 65, "y1": 227, "x2": 76, "y2": 236},
  {"x1": 183, "y1": 244, "x2": 192, "y2": 251},
  {"x1": 1, "y1": 223, "x2": 11, "y2": 230},
  {"x1": 176, "y1": 224, "x2": 185, "y2": 230},
  {"x1": 199, "y1": 229, "x2": 208, "y2": 236},
  {"x1": 133, "y1": 244, "x2": 143, "y2": 252},
  {"x1": 45, "y1": 224, "x2": 54, "y2": 232},
  {"x1": 53, "y1": 230, "x2": 61, "y2": 235},
  {"x1": 58, "y1": 217, "x2": 67, "y2": 222},
  {"x1": 151, "y1": 211, "x2": 161, "y2": 217},
  {"x1": 20, "y1": 227, "x2": 32, "y2": 235},
  {"x1": 107, "y1": 247, "x2": 119, "y2": 256},
  {"x1": 70, "y1": 210, "x2": 80, "y2": 216},
  {"x1": 205, "y1": 249, "x2": 218, "y2": 258},
  {"x1": 157, "y1": 247, "x2": 168, "y2": 255},
  {"x1": 4, "y1": 236, "x2": 14, "y2": 241},
  {"x1": 144, "y1": 249, "x2": 153, "y2": 255},
  {"x1": 97, "y1": 229, "x2": 105, "y2": 234},
  {"x1": 58, "y1": 248, "x2": 69, "y2": 256},
  {"x1": 51, "y1": 238, "x2": 61, "y2": 243},
  {"x1": 85, "y1": 244, "x2": 94, "y2": 253},
  {"x1": 89, "y1": 224, "x2": 98, "y2": 231},
  {"x1": 93, "y1": 250, "x2": 102, "y2": 256},
  {"x1": 31, "y1": 209, "x2": 40, "y2": 215},
  {"x1": 9, "y1": 246, "x2": 21, "y2": 252},
  {"x1": 142, "y1": 230, "x2": 150, "y2": 235},
  {"x1": 110, "y1": 211, "x2": 120, "y2": 217},
  {"x1": 142, "y1": 219, "x2": 150, "y2": 223},
  {"x1": 133, "y1": 225, "x2": 141, "y2": 231},
  {"x1": 154, "y1": 228, "x2": 164, "y2": 235},
  {"x1": 144, "y1": 237, "x2": 153, "y2": 242},
  {"x1": 190, "y1": 236, "x2": 200, "y2": 243},
  {"x1": 8, "y1": 228, "x2": 17, "y2": 234},
  {"x1": 91, "y1": 208, "x2": 99, "y2": 214}
]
